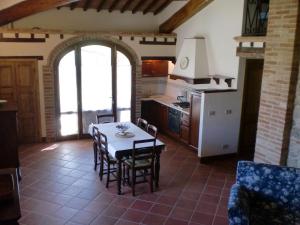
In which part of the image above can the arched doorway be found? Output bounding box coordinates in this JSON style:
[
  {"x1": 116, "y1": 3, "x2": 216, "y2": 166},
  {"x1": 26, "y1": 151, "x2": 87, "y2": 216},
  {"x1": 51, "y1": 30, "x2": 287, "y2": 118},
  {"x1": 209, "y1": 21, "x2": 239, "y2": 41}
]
[{"x1": 56, "y1": 42, "x2": 134, "y2": 139}]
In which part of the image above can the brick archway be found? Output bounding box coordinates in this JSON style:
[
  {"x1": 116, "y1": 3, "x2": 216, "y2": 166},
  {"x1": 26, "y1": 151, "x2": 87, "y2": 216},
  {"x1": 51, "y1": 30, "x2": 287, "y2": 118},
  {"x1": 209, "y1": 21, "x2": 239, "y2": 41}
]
[{"x1": 43, "y1": 35, "x2": 141, "y2": 141}]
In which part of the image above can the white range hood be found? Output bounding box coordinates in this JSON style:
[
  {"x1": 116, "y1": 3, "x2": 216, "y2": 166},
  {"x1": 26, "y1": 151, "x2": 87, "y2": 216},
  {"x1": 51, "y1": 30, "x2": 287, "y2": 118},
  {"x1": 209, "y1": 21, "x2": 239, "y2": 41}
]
[{"x1": 171, "y1": 37, "x2": 209, "y2": 83}]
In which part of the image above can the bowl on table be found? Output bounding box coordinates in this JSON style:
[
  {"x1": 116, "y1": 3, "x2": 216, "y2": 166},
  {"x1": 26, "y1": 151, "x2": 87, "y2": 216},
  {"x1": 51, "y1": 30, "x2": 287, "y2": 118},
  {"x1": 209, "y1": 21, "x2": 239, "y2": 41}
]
[{"x1": 116, "y1": 123, "x2": 130, "y2": 134}]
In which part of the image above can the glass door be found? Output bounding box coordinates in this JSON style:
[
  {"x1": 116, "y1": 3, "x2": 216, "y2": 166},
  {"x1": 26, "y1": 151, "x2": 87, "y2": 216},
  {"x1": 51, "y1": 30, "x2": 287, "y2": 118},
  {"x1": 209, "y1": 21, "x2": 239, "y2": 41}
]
[
  {"x1": 81, "y1": 45, "x2": 113, "y2": 134},
  {"x1": 58, "y1": 50, "x2": 79, "y2": 137},
  {"x1": 57, "y1": 43, "x2": 133, "y2": 139},
  {"x1": 117, "y1": 51, "x2": 132, "y2": 122}
]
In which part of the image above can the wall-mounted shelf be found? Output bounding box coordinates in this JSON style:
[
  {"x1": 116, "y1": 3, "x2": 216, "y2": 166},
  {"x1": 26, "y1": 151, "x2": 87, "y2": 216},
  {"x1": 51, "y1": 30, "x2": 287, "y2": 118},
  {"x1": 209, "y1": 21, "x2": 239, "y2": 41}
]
[
  {"x1": 169, "y1": 74, "x2": 235, "y2": 87},
  {"x1": 169, "y1": 74, "x2": 211, "y2": 84}
]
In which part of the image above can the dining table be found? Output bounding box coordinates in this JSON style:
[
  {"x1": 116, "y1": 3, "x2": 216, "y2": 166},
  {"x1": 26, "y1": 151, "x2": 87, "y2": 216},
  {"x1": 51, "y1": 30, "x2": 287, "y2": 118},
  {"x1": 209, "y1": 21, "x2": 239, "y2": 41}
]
[{"x1": 88, "y1": 122, "x2": 165, "y2": 195}]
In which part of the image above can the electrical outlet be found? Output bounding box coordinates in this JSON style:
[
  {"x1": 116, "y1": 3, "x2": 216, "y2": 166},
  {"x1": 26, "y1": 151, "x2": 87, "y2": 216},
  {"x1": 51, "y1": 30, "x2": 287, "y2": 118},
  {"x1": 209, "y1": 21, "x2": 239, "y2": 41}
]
[
  {"x1": 225, "y1": 109, "x2": 232, "y2": 115},
  {"x1": 209, "y1": 111, "x2": 216, "y2": 116}
]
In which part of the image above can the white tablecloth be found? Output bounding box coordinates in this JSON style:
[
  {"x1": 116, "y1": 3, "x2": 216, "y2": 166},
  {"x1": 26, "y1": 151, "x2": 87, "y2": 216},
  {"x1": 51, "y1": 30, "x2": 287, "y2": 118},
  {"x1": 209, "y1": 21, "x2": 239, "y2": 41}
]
[{"x1": 88, "y1": 122, "x2": 164, "y2": 158}]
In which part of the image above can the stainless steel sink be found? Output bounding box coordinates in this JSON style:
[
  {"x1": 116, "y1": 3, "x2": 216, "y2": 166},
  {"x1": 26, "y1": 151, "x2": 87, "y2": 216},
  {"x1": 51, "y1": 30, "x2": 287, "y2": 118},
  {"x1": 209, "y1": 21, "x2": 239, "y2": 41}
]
[{"x1": 172, "y1": 102, "x2": 190, "y2": 109}]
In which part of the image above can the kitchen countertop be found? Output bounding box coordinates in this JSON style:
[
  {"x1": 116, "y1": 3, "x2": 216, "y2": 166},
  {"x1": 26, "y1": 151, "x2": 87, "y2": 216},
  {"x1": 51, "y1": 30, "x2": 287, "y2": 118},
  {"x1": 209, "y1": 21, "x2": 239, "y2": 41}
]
[{"x1": 141, "y1": 95, "x2": 190, "y2": 115}]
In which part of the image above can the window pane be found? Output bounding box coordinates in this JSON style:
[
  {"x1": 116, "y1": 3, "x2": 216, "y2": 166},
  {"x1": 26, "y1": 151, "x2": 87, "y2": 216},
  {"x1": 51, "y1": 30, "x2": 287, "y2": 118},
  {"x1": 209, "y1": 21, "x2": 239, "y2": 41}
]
[
  {"x1": 58, "y1": 51, "x2": 78, "y2": 136},
  {"x1": 81, "y1": 45, "x2": 113, "y2": 133},
  {"x1": 117, "y1": 51, "x2": 131, "y2": 122}
]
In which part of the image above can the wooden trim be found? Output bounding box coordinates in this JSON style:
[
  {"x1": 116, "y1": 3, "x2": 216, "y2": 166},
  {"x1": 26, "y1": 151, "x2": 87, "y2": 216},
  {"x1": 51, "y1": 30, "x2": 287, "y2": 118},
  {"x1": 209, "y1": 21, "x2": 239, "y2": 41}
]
[
  {"x1": 0, "y1": 56, "x2": 44, "y2": 60},
  {"x1": 159, "y1": 0, "x2": 214, "y2": 33},
  {"x1": 141, "y1": 56, "x2": 176, "y2": 64},
  {"x1": 234, "y1": 36, "x2": 266, "y2": 43},
  {"x1": 236, "y1": 47, "x2": 265, "y2": 59},
  {"x1": 0, "y1": 28, "x2": 177, "y2": 38},
  {"x1": 0, "y1": 38, "x2": 46, "y2": 43},
  {"x1": 0, "y1": 0, "x2": 80, "y2": 26},
  {"x1": 169, "y1": 74, "x2": 211, "y2": 84},
  {"x1": 140, "y1": 38, "x2": 176, "y2": 45}
]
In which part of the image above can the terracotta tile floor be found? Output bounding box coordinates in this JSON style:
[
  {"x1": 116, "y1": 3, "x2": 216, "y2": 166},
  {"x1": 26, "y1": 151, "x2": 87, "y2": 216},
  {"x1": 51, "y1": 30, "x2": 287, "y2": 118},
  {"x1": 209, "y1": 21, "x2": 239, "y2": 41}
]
[{"x1": 17, "y1": 135, "x2": 237, "y2": 225}]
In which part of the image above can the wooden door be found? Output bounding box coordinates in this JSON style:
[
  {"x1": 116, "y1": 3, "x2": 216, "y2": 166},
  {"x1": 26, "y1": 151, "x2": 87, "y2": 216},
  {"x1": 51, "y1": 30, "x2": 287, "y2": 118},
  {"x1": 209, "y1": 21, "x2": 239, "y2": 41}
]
[
  {"x1": 0, "y1": 62, "x2": 16, "y2": 104},
  {"x1": 0, "y1": 60, "x2": 40, "y2": 143},
  {"x1": 239, "y1": 59, "x2": 264, "y2": 159}
]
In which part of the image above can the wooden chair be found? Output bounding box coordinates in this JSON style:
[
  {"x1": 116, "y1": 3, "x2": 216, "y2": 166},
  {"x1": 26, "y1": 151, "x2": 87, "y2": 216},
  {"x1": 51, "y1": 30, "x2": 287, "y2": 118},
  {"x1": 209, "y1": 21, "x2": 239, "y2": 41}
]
[
  {"x1": 92, "y1": 126, "x2": 100, "y2": 170},
  {"x1": 96, "y1": 131, "x2": 118, "y2": 188},
  {"x1": 0, "y1": 168, "x2": 21, "y2": 225},
  {"x1": 147, "y1": 124, "x2": 158, "y2": 138},
  {"x1": 137, "y1": 118, "x2": 148, "y2": 131},
  {"x1": 96, "y1": 113, "x2": 115, "y2": 124},
  {"x1": 123, "y1": 139, "x2": 156, "y2": 196}
]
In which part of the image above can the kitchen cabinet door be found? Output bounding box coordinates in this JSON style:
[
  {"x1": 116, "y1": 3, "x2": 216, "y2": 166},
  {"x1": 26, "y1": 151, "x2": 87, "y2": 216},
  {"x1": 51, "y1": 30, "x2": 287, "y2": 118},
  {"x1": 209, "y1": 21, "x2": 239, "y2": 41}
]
[
  {"x1": 142, "y1": 60, "x2": 168, "y2": 77},
  {"x1": 190, "y1": 93, "x2": 201, "y2": 149}
]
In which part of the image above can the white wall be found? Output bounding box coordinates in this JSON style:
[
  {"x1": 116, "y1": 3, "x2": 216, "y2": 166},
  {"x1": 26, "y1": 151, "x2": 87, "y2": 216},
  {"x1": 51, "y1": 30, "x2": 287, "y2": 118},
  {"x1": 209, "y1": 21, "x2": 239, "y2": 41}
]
[
  {"x1": 162, "y1": 0, "x2": 244, "y2": 98},
  {"x1": 199, "y1": 91, "x2": 242, "y2": 157},
  {"x1": 175, "y1": 0, "x2": 244, "y2": 76},
  {"x1": 13, "y1": 8, "x2": 159, "y2": 32},
  {"x1": 0, "y1": 33, "x2": 176, "y2": 137}
]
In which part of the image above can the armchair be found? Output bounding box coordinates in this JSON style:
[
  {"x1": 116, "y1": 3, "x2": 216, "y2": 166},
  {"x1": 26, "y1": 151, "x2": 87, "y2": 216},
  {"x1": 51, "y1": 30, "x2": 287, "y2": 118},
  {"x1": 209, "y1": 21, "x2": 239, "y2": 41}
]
[{"x1": 228, "y1": 161, "x2": 300, "y2": 225}]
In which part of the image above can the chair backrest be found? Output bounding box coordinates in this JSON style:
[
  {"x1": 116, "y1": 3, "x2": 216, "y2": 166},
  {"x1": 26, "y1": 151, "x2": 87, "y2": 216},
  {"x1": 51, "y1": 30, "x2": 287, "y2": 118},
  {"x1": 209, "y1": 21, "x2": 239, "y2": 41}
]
[
  {"x1": 236, "y1": 161, "x2": 300, "y2": 209},
  {"x1": 137, "y1": 118, "x2": 148, "y2": 131},
  {"x1": 96, "y1": 114, "x2": 115, "y2": 124},
  {"x1": 132, "y1": 139, "x2": 156, "y2": 167},
  {"x1": 92, "y1": 125, "x2": 99, "y2": 142},
  {"x1": 147, "y1": 124, "x2": 158, "y2": 138},
  {"x1": 96, "y1": 130, "x2": 110, "y2": 160}
]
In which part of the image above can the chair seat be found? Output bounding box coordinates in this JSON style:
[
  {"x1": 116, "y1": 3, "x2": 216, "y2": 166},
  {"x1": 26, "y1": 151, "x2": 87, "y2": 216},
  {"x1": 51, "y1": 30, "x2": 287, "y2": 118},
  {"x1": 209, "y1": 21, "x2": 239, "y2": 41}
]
[
  {"x1": 103, "y1": 152, "x2": 117, "y2": 163},
  {"x1": 124, "y1": 158, "x2": 152, "y2": 168}
]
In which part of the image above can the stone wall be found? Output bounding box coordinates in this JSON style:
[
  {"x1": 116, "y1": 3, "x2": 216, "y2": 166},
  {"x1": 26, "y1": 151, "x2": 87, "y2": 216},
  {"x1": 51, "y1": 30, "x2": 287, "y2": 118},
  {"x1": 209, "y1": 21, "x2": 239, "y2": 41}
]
[
  {"x1": 254, "y1": 0, "x2": 300, "y2": 165},
  {"x1": 287, "y1": 67, "x2": 300, "y2": 168}
]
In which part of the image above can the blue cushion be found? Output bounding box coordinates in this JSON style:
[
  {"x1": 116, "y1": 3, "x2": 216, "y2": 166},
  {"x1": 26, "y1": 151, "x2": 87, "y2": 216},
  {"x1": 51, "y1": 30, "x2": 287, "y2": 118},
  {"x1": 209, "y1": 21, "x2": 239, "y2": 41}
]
[{"x1": 228, "y1": 161, "x2": 300, "y2": 225}]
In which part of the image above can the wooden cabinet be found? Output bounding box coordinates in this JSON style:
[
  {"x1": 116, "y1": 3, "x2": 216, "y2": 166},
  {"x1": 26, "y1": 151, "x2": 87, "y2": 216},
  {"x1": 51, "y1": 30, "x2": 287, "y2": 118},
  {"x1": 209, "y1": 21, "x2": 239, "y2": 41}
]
[
  {"x1": 142, "y1": 100, "x2": 192, "y2": 144},
  {"x1": 142, "y1": 60, "x2": 168, "y2": 77},
  {"x1": 180, "y1": 113, "x2": 190, "y2": 144},
  {"x1": 190, "y1": 93, "x2": 201, "y2": 149},
  {"x1": 141, "y1": 100, "x2": 168, "y2": 133},
  {"x1": 0, "y1": 105, "x2": 19, "y2": 169}
]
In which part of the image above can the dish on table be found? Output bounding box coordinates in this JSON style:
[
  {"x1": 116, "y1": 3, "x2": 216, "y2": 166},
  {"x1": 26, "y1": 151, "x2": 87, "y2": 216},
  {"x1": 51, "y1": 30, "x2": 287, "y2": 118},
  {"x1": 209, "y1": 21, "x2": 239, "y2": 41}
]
[{"x1": 115, "y1": 131, "x2": 135, "y2": 138}]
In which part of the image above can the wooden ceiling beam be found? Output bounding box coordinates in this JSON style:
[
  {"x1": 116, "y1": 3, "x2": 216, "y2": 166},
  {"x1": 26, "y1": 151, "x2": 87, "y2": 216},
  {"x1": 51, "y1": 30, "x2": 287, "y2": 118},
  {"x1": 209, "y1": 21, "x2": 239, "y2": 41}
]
[
  {"x1": 70, "y1": 1, "x2": 79, "y2": 10},
  {"x1": 143, "y1": 0, "x2": 157, "y2": 14},
  {"x1": 109, "y1": 0, "x2": 120, "y2": 12},
  {"x1": 83, "y1": 0, "x2": 92, "y2": 11},
  {"x1": 132, "y1": 0, "x2": 144, "y2": 14},
  {"x1": 97, "y1": 0, "x2": 106, "y2": 12},
  {"x1": 159, "y1": 0, "x2": 214, "y2": 33},
  {"x1": 154, "y1": 0, "x2": 172, "y2": 15},
  {"x1": 0, "y1": 0, "x2": 80, "y2": 26},
  {"x1": 120, "y1": 0, "x2": 132, "y2": 13}
]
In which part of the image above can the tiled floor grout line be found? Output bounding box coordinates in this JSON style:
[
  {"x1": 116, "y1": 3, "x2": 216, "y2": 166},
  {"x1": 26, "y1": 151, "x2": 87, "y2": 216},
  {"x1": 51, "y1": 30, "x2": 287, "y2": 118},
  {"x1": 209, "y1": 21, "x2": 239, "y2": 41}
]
[
  {"x1": 210, "y1": 171, "x2": 227, "y2": 225},
  {"x1": 188, "y1": 164, "x2": 214, "y2": 225}
]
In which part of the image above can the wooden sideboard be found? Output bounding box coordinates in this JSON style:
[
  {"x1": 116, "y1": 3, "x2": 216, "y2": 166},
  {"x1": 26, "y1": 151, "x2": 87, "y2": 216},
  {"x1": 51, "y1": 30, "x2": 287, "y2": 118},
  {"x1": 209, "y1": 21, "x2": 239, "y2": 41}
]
[{"x1": 0, "y1": 104, "x2": 19, "y2": 170}]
